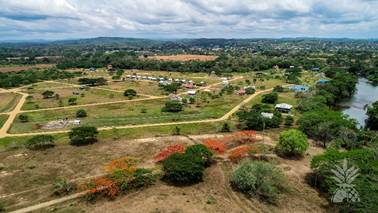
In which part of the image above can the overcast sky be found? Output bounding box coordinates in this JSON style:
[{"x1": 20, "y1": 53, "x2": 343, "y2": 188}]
[{"x1": 0, "y1": 0, "x2": 377, "y2": 41}]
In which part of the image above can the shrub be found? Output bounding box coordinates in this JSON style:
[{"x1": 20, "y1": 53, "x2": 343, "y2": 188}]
[
  {"x1": 53, "y1": 179, "x2": 76, "y2": 196},
  {"x1": 162, "y1": 100, "x2": 183, "y2": 112},
  {"x1": 245, "y1": 87, "x2": 256, "y2": 95},
  {"x1": 203, "y1": 139, "x2": 227, "y2": 153},
  {"x1": 69, "y1": 126, "x2": 99, "y2": 146},
  {"x1": 220, "y1": 123, "x2": 231, "y2": 132},
  {"x1": 284, "y1": 116, "x2": 294, "y2": 126},
  {"x1": 172, "y1": 126, "x2": 181, "y2": 135},
  {"x1": 130, "y1": 168, "x2": 157, "y2": 189},
  {"x1": 18, "y1": 114, "x2": 29, "y2": 123},
  {"x1": 154, "y1": 144, "x2": 186, "y2": 162},
  {"x1": 228, "y1": 146, "x2": 257, "y2": 162},
  {"x1": 230, "y1": 160, "x2": 285, "y2": 203},
  {"x1": 88, "y1": 177, "x2": 118, "y2": 200},
  {"x1": 185, "y1": 144, "x2": 213, "y2": 166},
  {"x1": 275, "y1": 129, "x2": 308, "y2": 157},
  {"x1": 42, "y1": 90, "x2": 55, "y2": 99},
  {"x1": 76, "y1": 109, "x2": 87, "y2": 118},
  {"x1": 25, "y1": 135, "x2": 55, "y2": 150},
  {"x1": 68, "y1": 97, "x2": 77, "y2": 105},
  {"x1": 124, "y1": 89, "x2": 137, "y2": 98},
  {"x1": 162, "y1": 153, "x2": 204, "y2": 185}
]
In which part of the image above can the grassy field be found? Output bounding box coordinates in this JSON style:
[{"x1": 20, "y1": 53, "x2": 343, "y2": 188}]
[
  {"x1": 10, "y1": 92, "x2": 244, "y2": 133},
  {"x1": 21, "y1": 86, "x2": 129, "y2": 110},
  {"x1": 99, "y1": 80, "x2": 167, "y2": 96},
  {"x1": 0, "y1": 114, "x2": 9, "y2": 128},
  {"x1": 0, "y1": 92, "x2": 22, "y2": 113}
]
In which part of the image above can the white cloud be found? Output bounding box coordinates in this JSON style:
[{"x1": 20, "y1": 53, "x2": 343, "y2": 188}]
[{"x1": 0, "y1": 0, "x2": 377, "y2": 40}]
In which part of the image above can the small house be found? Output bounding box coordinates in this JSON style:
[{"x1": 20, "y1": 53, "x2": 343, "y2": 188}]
[
  {"x1": 187, "y1": 90, "x2": 197, "y2": 96},
  {"x1": 275, "y1": 103, "x2": 293, "y2": 113},
  {"x1": 288, "y1": 85, "x2": 309, "y2": 92},
  {"x1": 317, "y1": 79, "x2": 330, "y2": 84},
  {"x1": 169, "y1": 94, "x2": 182, "y2": 102},
  {"x1": 289, "y1": 66, "x2": 295, "y2": 69},
  {"x1": 236, "y1": 88, "x2": 246, "y2": 96},
  {"x1": 222, "y1": 80, "x2": 229, "y2": 85},
  {"x1": 72, "y1": 119, "x2": 81, "y2": 125},
  {"x1": 184, "y1": 83, "x2": 194, "y2": 89},
  {"x1": 261, "y1": 112, "x2": 274, "y2": 119}
]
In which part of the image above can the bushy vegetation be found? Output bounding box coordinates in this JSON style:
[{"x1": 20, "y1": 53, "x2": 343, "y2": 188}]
[
  {"x1": 231, "y1": 160, "x2": 285, "y2": 203},
  {"x1": 366, "y1": 101, "x2": 378, "y2": 130},
  {"x1": 76, "y1": 109, "x2": 87, "y2": 118},
  {"x1": 0, "y1": 68, "x2": 79, "y2": 88},
  {"x1": 69, "y1": 126, "x2": 99, "y2": 146},
  {"x1": 310, "y1": 147, "x2": 378, "y2": 212},
  {"x1": 162, "y1": 100, "x2": 183, "y2": 112},
  {"x1": 123, "y1": 89, "x2": 137, "y2": 98},
  {"x1": 78, "y1": 77, "x2": 107, "y2": 86},
  {"x1": 18, "y1": 114, "x2": 29, "y2": 123},
  {"x1": 53, "y1": 179, "x2": 76, "y2": 196},
  {"x1": 261, "y1": 92, "x2": 278, "y2": 104},
  {"x1": 162, "y1": 144, "x2": 213, "y2": 185},
  {"x1": 275, "y1": 129, "x2": 308, "y2": 157},
  {"x1": 237, "y1": 104, "x2": 282, "y2": 131},
  {"x1": 24, "y1": 135, "x2": 55, "y2": 150},
  {"x1": 298, "y1": 109, "x2": 357, "y2": 147}
]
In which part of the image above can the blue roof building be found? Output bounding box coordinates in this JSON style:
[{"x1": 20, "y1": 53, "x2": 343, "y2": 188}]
[
  {"x1": 317, "y1": 79, "x2": 330, "y2": 84},
  {"x1": 288, "y1": 85, "x2": 309, "y2": 92}
]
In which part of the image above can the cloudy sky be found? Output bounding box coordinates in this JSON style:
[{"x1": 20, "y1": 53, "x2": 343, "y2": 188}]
[{"x1": 0, "y1": 0, "x2": 377, "y2": 41}]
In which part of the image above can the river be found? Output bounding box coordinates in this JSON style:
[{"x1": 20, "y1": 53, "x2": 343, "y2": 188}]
[{"x1": 342, "y1": 78, "x2": 378, "y2": 128}]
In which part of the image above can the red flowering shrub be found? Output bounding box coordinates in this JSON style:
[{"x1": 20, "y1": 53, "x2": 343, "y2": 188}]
[
  {"x1": 228, "y1": 145, "x2": 258, "y2": 162},
  {"x1": 105, "y1": 157, "x2": 138, "y2": 173},
  {"x1": 203, "y1": 139, "x2": 226, "y2": 153},
  {"x1": 88, "y1": 177, "x2": 119, "y2": 200},
  {"x1": 154, "y1": 144, "x2": 186, "y2": 162}
]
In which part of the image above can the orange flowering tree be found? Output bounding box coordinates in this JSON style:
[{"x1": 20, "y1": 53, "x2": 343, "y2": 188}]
[
  {"x1": 228, "y1": 145, "x2": 259, "y2": 162},
  {"x1": 203, "y1": 139, "x2": 226, "y2": 153},
  {"x1": 105, "y1": 156, "x2": 138, "y2": 173},
  {"x1": 88, "y1": 177, "x2": 119, "y2": 200},
  {"x1": 154, "y1": 144, "x2": 186, "y2": 162}
]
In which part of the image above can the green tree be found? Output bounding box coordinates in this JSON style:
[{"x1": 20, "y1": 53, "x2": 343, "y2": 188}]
[
  {"x1": 185, "y1": 144, "x2": 213, "y2": 166},
  {"x1": 76, "y1": 109, "x2": 87, "y2": 118},
  {"x1": 124, "y1": 89, "x2": 137, "y2": 98},
  {"x1": 18, "y1": 114, "x2": 29, "y2": 123},
  {"x1": 69, "y1": 126, "x2": 99, "y2": 146},
  {"x1": 162, "y1": 153, "x2": 205, "y2": 185},
  {"x1": 262, "y1": 92, "x2": 278, "y2": 104},
  {"x1": 25, "y1": 135, "x2": 55, "y2": 150},
  {"x1": 220, "y1": 123, "x2": 231, "y2": 132},
  {"x1": 366, "y1": 101, "x2": 378, "y2": 130},
  {"x1": 284, "y1": 116, "x2": 294, "y2": 126},
  {"x1": 42, "y1": 90, "x2": 55, "y2": 99},
  {"x1": 162, "y1": 100, "x2": 183, "y2": 112},
  {"x1": 275, "y1": 129, "x2": 309, "y2": 157},
  {"x1": 68, "y1": 97, "x2": 77, "y2": 105}
]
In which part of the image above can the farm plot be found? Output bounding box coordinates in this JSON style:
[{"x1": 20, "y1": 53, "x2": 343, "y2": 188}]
[
  {"x1": 0, "y1": 114, "x2": 9, "y2": 128},
  {"x1": 21, "y1": 86, "x2": 129, "y2": 110},
  {"x1": 10, "y1": 93, "x2": 245, "y2": 134},
  {"x1": 0, "y1": 92, "x2": 22, "y2": 113}
]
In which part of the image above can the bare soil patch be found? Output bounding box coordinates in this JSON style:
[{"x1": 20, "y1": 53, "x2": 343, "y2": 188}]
[{"x1": 143, "y1": 54, "x2": 218, "y2": 62}]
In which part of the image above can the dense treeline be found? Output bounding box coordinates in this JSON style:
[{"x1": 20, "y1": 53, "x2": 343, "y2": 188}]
[{"x1": 0, "y1": 68, "x2": 81, "y2": 88}]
